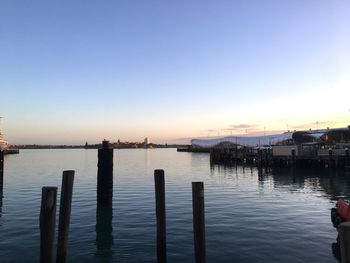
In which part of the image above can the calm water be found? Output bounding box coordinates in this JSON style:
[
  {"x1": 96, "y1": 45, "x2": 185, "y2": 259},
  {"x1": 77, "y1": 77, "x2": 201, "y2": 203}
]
[{"x1": 0, "y1": 149, "x2": 348, "y2": 262}]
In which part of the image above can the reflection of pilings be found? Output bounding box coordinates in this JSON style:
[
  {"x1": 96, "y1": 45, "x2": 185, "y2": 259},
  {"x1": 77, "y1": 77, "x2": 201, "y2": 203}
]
[
  {"x1": 0, "y1": 149, "x2": 4, "y2": 199},
  {"x1": 329, "y1": 148, "x2": 333, "y2": 170},
  {"x1": 0, "y1": 181, "x2": 2, "y2": 217},
  {"x1": 96, "y1": 205, "x2": 113, "y2": 257}
]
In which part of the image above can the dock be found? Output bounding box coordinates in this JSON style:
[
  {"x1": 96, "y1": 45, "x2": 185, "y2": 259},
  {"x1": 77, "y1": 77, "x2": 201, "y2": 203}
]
[{"x1": 210, "y1": 145, "x2": 350, "y2": 170}]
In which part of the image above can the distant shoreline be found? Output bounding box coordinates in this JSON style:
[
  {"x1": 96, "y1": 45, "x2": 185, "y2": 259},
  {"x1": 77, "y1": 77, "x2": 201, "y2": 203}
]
[{"x1": 14, "y1": 143, "x2": 189, "y2": 150}]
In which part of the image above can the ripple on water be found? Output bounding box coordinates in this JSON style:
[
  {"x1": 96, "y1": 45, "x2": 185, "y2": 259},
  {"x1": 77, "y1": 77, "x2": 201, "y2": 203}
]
[{"x1": 0, "y1": 149, "x2": 344, "y2": 262}]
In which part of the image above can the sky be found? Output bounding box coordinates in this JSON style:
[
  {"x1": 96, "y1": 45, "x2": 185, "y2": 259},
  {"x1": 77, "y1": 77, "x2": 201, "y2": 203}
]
[{"x1": 0, "y1": 0, "x2": 349, "y2": 144}]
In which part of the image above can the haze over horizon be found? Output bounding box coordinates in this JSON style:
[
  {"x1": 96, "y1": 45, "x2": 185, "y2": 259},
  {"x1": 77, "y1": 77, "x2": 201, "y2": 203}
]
[{"x1": 1, "y1": 0, "x2": 349, "y2": 145}]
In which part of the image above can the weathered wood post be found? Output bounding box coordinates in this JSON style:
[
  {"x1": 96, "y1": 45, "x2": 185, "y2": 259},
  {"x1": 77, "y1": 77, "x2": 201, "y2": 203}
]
[
  {"x1": 57, "y1": 170, "x2": 75, "y2": 263},
  {"x1": 338, "y1": 222, "x2": 350, "y2": 263},
  {"x1": 96, "y1": 205, "x2": 113, "y2": 256},
  {"x1": 329, "y1": 148, "x2": 333, "y2": 170},
  {"x1": 154, "y1": 169, "x2": 166, "y2": 263},
  {"x1": 40, "y1": 187, "x2": 57, "y2": 263},
  {"x1": 97, "y1": 140, "x2": 114, "y2": 206},
  {"x1": 0, "y1": 149, "x2": 3, "y2": 198},
  {"x1": 291, "y1": 148, "x2": 296, "y2": 170},
  {"x1": 192, "y1": 182, "x2": 206, "y2": 263},
  {"x1": 258, "y1": 149, "x2": 262, "y2": 173}
]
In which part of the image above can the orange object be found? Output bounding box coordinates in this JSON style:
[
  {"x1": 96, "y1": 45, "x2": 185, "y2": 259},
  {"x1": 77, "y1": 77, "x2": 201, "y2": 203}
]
[{"x1": 337, "y1": 199, "x2": 350, "y2": 221}]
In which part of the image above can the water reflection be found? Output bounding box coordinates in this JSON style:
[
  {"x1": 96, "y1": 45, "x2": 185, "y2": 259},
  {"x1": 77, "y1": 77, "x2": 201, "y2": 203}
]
[
  {"x1": 0, "y1": 175, "x2": 3, "y2": 219},
  {"x1": 211, "y1": 164, "x2": 350, "y2": 202},
  {"x1": 0, "y1": 190, "x2": 2, "y2": 219},
  {"x1": 95, "y1": 205, "x2": 113, "y2": 258},
  {"x1": 332, "y1": 239, "x2": 341, "y2": 263},
  {"x1": 270, "y1": 169, "x2": 350, "y2": 201}
]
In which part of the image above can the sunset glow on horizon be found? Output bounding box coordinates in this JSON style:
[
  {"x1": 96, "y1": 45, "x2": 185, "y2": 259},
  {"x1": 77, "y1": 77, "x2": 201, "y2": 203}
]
[{"x1": 1, "y1": 1, "x2": 349, "y2": 145}]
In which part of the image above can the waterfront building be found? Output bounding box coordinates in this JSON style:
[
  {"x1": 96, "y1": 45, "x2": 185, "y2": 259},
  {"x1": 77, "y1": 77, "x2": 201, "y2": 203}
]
[
  {"x1": 144, "y1": 137, "x2": 150, "y2": 145},
  {"x1": 0, "y1": 118, "x2": 9, "y2": 150},
  {"x1": 191, "y1": 126, "x2": 350, "y2": 149}
]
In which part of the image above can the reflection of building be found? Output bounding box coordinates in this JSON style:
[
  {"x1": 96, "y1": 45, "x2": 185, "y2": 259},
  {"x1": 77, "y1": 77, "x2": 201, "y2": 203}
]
[
  {"x1": 144, "y1": 137, "x2": 150, "y2": 145},
  {"x1": 0, "y1": 118, "x2": 8, "y2": 150}
]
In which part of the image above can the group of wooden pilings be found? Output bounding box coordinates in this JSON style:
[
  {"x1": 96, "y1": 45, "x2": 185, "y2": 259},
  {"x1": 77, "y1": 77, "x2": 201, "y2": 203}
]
[
  {"x1": 155, "y1": 170, "x2": 206, "y2": 263},
  {"x1": 40, "y1": 170, "x2": 75, "y2": 263},
  {"x1": 210, "y1": 148, "x2": 271, "y2": 170},
  {"x1": 39, "y1": 141, "x2": 206, "y2": 263},
  {"x1": 273, "y1": 148, "x2": 350, "y2": 170},
  {"x1": 210, "y1": 147, "x2": 350, "y2": 171}
]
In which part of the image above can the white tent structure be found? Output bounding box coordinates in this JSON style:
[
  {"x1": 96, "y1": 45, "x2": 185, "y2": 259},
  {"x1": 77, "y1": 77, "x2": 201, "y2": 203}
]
[
  {"x1": 0, "y1": 118, "x2": 9, "y2": 150},
  {"x1": 191, "y1": 132, "x2": 294, "y2": 148}
]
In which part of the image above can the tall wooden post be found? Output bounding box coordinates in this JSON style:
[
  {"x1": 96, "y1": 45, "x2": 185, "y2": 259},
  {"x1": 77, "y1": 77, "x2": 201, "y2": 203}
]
[
  {"x1": 154, "y1": 169, "x2": 166, "y2": 263},
  {"x1": 192, "y1": 182, "x2": 206, "y2": 263},
  {"x1": 291, "y1": 148, "x2": 296, "y2": 167},
  {"x1": 96, "y1": 205, "x2": 113, "y2": 256},
  {"x1": 329, "y1": 148, "x2": 333, "y2": 170},
  {"x1": 0, "y1": 149, "x2": 3, "y2": 198},
  {"x1": 258, "y1": 149, "x2": 262, "y2": 173},
  {"x1": 338, "y1": 222, "x2": 350, "y2": 263},
  {"x1": 97, "y1": 140, "x2": 114, "y2": 206},
  {"x1": 40, "y1": 187, "x2": 57, "y2": 263},
  {"x1": 57, "y1": 170, "x2": 75, "y2": 263}
]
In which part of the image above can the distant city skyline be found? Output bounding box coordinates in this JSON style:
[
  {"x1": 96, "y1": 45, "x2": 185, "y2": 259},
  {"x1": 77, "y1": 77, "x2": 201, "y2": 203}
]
[{"x1": 1, "y1": 1, "x2": 349, "y2": 144}]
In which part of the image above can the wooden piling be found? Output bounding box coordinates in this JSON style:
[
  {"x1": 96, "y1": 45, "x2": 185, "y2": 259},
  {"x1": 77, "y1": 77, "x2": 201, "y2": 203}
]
[
  {"x1": 329, "y1": 148, "x2": 333, "y2": 170},
  {"x1": 258, "y1": 149, "x2": 262, "y2": 173},
  {"x1": 338, "y1": 222, "x2": 350, "y2": 263},
  {"x1": 154, "y1": 169, "x2": 166, "y2": 263},
  {"x1": 97, "y1": 140, "x2": 114, "y2": 206},
  {"x1": 0, "y1": 149, "x2": 3, "y2": 198},
  {"x1": 96, "y1": 205, "x2": 113, "y2": 256},
  {"x1": 192, "y1": 182, "x2": 206, "y2": 263},
  {"x1": 57, "y1": 170, "x2": 75, "y2": 263},
  {"x1": 40, "y1": 187, "x2": 57, "y2": 263}
]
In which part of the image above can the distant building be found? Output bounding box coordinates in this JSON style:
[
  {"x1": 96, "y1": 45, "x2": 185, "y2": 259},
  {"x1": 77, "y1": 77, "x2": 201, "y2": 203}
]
[
  {"x1": 144, "y1": 137, "x2": 151, "y2": 145},
  {"x1": 0, "y1": 118, "x2": 9, "y2": 150},
  {"x1": 191, "y1": 126, "x2": 350, "y2": 149}
]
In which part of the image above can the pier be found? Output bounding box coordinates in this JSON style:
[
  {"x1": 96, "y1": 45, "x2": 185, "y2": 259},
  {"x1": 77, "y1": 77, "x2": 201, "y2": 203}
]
[
  {"x1": 210, "y1": 145, "x2": 350, "y2": 170},
  {"x1": 187, "y1": 127, "x2": 350, "y2": 170}
]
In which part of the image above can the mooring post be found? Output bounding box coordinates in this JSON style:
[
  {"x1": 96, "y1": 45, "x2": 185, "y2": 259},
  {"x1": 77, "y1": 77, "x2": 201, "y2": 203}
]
[
  {"x1": 257, "y1": 149, "x2": 263, "y2": 175},
  {"x1": 329, "y1": 148, "x2": 333, "y2": 170},
  {"x1": 40, "y1": 187, "x2": 57, "y2": 263},
  {"x1": 291, "y1": 148, "x2": 296, "y2": 169},
  {"x1": 96, "y1": 205, "x2": 113, "y2": 256},
  {"x1": 338, "y1": 222, "x2": 350, "y2": 263},
  {"x1": 154, "y1": 169, "x2": 166, "y2": 263},
  {"x1": 0, "y1": 149, "x2": 3, "y2": 197},
  {"x1": 97, "y1": 140, "x2": 114, "y2": 206},
  {"x1": 57, "y1": 170, "x2": 75, "y2": 263},
  {"x1": 192, "y1": 182, "x2": 206, "y2": 263}
]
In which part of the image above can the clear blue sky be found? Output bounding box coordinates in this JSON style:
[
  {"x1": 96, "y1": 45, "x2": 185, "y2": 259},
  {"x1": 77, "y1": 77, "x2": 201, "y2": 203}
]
[{"x1": 1, "y1": 0, "x2": 349, "y2": 144}]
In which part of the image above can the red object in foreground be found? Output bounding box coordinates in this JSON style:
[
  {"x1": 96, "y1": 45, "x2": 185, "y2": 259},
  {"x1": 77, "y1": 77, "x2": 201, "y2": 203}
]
[
  {"x1": 337, "y1": 199, "x2": 350, "y2": 221},
  {"x1": 331, "y1": 199, "x2": 350, "y2": 228}
]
